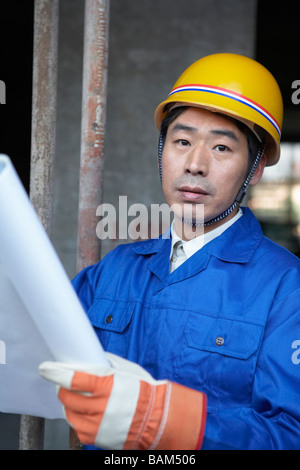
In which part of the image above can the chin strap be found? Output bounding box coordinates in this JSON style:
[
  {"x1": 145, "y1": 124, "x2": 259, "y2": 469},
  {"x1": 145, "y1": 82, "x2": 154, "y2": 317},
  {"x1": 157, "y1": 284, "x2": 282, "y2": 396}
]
[
  {"x1": 158, "y1": 132, "x2": 265, "y2": 227},
  {"x1": 158, "y1": 133, "x2": 164, "y2": 183}
]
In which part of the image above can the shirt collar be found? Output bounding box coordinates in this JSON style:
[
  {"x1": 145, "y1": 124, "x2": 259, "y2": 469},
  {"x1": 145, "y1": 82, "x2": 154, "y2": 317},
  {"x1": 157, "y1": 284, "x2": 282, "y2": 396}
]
[{"x1": 170, "y1": 208, "x2": 243, "y2": 261}]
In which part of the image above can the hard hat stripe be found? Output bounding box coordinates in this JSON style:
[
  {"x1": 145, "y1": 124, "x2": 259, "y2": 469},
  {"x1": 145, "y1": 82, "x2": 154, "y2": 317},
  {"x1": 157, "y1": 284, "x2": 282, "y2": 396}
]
[{"x1": 168, "y1": 84, "x2": 281, "y2": 139}]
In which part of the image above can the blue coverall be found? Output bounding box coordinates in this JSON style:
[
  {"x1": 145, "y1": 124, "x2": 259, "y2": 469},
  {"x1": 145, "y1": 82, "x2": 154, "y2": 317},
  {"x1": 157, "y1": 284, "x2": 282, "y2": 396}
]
[{"x1": 72, "y1": 208, "x2": 300, "y2": 450}]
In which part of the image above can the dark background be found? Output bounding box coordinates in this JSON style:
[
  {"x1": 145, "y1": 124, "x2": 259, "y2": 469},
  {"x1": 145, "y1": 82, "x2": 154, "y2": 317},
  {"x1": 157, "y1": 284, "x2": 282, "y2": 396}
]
[
  {"x1": 0, "y1": 0, "x2": 34, "y2": 192},
  {"x1": 256, "y1": 0, "x2": 300, "y2": 143}
]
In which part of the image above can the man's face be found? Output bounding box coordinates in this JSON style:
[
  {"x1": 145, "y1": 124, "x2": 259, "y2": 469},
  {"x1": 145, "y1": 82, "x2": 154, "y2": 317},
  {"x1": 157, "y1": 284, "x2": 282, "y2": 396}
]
[{"x1": 161, "y1": 107, "x2": 249, "y2": 236}]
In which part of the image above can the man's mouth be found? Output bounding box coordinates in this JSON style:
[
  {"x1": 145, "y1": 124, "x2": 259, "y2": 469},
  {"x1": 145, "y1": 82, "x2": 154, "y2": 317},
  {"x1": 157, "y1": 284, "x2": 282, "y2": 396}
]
[{"x1": 177, "y1": 185, "x2": 209, "y2": 202}]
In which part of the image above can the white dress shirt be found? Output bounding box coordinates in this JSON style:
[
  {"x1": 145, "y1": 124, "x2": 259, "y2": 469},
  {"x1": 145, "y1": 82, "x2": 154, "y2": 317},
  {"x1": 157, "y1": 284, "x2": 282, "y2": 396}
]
[{"x1": 170, "y1": 209, "x2": 243, "y2": 273}]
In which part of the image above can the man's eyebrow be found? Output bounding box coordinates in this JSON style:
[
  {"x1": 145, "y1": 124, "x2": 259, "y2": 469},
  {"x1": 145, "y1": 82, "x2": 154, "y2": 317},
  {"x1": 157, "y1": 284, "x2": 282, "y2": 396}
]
[
  {"x1": 171, "y1": 123, "x2": 198, "y2": 133},
  {"x1": 171, "y1": 124, "x2": 240, "y2": 141},
  {"x1": 210, "y1": 129, "x2": 239, "y2": 141}
]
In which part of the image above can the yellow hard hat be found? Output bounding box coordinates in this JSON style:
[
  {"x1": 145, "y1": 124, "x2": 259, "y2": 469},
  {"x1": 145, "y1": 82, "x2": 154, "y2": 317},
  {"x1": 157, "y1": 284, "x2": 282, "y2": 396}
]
[{"x1": 154, "y1": 53, "x2": 283, "y2": 166}]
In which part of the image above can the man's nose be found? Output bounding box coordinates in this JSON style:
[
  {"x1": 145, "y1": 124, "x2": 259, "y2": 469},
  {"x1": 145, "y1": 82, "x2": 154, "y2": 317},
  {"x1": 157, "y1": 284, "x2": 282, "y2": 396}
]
[{"x1": 184, "y1": 145, "x2": 209, "y2": 176}]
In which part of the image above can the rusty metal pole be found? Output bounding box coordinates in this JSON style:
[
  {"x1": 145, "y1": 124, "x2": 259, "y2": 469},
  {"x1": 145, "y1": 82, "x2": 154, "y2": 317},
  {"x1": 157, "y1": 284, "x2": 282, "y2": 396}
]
[
  {"x1": 70, "y1": 0, "x2": 110, "y2": 450},
  {"x1": 76, "y1": 0, "x2": 110, "y2": 274},
  {"x1": 19, "y1": 0, "x2": 59, "y2": 450},
  {"x1": 29, "y1": 0, "x2": 59, "y2": 235}
]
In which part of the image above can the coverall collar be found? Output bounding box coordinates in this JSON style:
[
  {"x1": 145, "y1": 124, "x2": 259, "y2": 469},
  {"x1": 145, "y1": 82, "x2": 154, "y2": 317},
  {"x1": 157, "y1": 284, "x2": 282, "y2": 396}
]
[
  {"x1": 134, "y1": 208, "x2": 263, "y2": 261},
  {"x1": 133, "y1": 208, "x2": 263, "y2": 282},
  {"x1": 204, "y1": 207, "x2": 264, "y2": 263}
]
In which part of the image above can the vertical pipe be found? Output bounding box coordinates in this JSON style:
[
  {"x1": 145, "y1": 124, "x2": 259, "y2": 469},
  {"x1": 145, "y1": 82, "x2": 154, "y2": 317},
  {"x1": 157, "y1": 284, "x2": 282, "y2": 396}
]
[
  {"x1": 76, "y1": 0, "x2": 110, "y2": 273},
  {"x1": 19, "y1": 0, "x2": 59, "y2": 450},
  {"x1": 29, "y1": 0, "x2": 59, "y2": 236},
  {"x1": 70, "y1": 0, "x2": 110, "y2": 450}
]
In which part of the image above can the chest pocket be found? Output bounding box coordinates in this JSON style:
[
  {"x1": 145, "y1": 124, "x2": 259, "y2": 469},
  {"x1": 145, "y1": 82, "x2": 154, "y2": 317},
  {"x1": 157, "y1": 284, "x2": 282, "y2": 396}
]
[
  {"x1": 185, "y1": 314, "x2": 264, "y2": 360},
  {"x1": 87, "y1": 298, "x2": 135, "y2": 357},
  {"x1": 178, "y1": 313, "x2": 264, "y2": 406}
]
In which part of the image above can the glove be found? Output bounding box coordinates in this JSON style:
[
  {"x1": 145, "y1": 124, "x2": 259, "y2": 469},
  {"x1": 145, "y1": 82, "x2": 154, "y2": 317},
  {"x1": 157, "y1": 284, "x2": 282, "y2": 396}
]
[{"x1": 39, "y1": 353, "x2": 206, "y2": 450}]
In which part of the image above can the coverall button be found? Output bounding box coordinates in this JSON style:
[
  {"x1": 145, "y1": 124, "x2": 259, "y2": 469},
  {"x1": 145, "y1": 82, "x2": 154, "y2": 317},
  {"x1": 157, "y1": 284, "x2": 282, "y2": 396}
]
[
  {"x1": 105, "y1": 314, "x2": 113, "y2": 324},
  {"x1": 215, "y1": 336, "x2": 225, "y2": 346}
]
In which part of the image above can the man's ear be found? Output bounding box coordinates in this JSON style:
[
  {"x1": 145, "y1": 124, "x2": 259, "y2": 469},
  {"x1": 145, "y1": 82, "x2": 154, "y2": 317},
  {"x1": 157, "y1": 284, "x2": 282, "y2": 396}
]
[{"x1": 249, "y1": 154, "x2": 266, "y2": 186}]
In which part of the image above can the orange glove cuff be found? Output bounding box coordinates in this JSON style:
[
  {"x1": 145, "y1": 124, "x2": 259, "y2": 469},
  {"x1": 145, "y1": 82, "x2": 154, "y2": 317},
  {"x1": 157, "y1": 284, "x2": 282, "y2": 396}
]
[
  {"x1": 159, "y1": 382, "x2": 207, "y2": 450},
  {"x1": 125, "y1": 381, "x2": 207, "y2": 450}
]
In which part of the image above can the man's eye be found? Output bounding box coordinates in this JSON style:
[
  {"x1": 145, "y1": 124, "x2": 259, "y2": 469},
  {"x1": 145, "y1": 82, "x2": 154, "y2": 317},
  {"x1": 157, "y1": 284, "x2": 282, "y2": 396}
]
[
  {"x1": 176, "y1": 139, "x2": 190, "y2": 146},
  {"x1": 215, "y1": 144, "x2": 230, "y2": 152}
]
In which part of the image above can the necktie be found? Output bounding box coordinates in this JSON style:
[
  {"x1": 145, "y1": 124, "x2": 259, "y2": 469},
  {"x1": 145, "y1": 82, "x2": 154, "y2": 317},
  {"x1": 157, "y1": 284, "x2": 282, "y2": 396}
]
[{"x1": 170, "y1": 241, "x2": 187, "y2": 273}]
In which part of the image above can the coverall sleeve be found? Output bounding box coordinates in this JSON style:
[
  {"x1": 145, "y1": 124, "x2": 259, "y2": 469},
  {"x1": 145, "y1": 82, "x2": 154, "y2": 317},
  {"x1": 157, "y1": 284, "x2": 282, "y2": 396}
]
[
  {"x1": 71, "y1": 247, "x2": 120, "y2": 311},
  {"x1": 72, "y1": 263, "x2": 98, "y2": 312},
  {"x1": 203, "y1": 288, "x2": 300, "y2": 450}
]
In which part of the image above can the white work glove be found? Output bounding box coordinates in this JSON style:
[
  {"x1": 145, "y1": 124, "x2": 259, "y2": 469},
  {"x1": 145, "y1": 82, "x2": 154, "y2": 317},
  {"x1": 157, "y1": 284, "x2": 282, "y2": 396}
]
[{"x1": 39, "y1": 353, "x2": 206, "y2": 450}]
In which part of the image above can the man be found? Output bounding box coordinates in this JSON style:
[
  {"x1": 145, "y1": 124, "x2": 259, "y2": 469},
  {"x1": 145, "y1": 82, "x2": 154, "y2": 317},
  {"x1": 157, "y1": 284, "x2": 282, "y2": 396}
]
[{"x1": 40, "y1": 53, "x2": 300, "y2": 450}]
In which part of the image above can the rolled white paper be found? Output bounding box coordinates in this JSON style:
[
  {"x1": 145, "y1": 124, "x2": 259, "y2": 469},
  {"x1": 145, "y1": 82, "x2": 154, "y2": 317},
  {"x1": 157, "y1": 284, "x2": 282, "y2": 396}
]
[
  {"x1": 0, "y1": 155, "x2": 108, "y2": 367},
  {"x1": 0, "y1": 266, "x2": 64, "y2": 418}
]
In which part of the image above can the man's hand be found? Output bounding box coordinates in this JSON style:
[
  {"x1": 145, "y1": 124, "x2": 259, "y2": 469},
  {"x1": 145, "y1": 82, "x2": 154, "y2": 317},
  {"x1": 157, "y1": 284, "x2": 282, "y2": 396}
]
[{"x1": 39, "y1": 353, "x2": 206, "y2": 450}]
